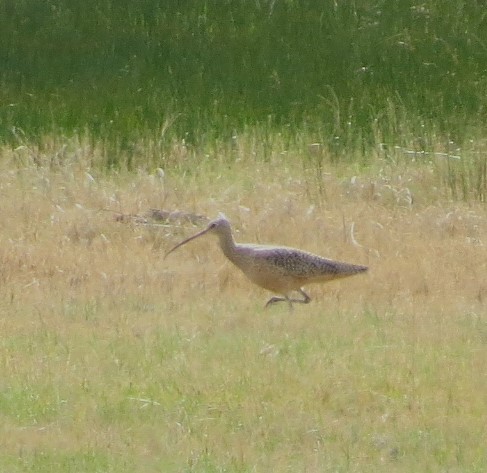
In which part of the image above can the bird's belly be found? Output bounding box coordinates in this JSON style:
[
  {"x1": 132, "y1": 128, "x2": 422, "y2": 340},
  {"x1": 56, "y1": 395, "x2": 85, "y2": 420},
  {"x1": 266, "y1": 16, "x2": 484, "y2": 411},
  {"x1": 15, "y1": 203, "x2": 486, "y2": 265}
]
[{"x1": 240, "y1": 265, "x2": 303, "y2": 294}]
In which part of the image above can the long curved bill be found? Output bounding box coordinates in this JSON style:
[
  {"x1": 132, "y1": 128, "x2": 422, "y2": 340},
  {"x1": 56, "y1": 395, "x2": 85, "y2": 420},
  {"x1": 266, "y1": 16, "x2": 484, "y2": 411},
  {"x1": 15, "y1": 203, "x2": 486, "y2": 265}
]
[{"x1": 165, "y1": 226, "x2": 211, "y2": 259}]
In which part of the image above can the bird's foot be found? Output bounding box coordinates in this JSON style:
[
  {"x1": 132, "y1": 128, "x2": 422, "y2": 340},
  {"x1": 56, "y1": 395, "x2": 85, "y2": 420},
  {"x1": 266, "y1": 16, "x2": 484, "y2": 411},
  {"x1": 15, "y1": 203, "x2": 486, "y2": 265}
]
[
  {"x1": 264, "y1": 289, "x2": 311, "y2": 310},
  {"x1": 265, "y1": 296, "x2": 288, "y2": 308}
]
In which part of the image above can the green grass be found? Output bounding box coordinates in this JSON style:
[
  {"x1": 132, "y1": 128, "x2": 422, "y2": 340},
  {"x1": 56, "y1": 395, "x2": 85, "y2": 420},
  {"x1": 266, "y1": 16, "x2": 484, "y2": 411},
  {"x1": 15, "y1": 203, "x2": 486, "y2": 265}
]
[
  {"x1": 1, "y1": 0, "x2": 487, "y2": 166},
  {"x1": 0, "y1": 451, "x2": 130, "y2": 473},
  {"x1": 2, "y1": 297, "x2": 487, "y2": 472}
]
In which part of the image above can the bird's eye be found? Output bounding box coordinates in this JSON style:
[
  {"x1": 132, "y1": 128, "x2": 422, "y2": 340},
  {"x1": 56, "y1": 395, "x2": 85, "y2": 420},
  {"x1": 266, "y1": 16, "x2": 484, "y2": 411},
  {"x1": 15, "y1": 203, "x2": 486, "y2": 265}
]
[{"x1": 209, "y1": 223, "x2": 216, "y2": 228}]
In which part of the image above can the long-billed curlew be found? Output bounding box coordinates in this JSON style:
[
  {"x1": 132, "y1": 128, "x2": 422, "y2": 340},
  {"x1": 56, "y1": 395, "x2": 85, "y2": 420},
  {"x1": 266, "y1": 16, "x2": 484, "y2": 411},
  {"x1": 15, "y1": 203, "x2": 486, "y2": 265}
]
[{"x1": 165, "y1": 213, "x2": 368, "y2": 308}]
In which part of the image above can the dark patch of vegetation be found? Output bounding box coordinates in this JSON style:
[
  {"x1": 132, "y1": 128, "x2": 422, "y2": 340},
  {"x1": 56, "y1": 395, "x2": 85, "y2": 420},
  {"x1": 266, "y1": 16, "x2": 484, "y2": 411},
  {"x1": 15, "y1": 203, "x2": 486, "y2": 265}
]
[{"x1": 1, "y1": 1, "x2": 486, "y2": 162}]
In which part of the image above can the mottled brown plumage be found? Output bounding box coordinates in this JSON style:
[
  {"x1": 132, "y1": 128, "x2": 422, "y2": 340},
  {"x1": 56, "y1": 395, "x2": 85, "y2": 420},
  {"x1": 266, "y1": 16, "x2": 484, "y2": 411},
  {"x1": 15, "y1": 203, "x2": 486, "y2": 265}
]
[{"x1": 165, "y1": 213, "x2": 368, "y2": 308}]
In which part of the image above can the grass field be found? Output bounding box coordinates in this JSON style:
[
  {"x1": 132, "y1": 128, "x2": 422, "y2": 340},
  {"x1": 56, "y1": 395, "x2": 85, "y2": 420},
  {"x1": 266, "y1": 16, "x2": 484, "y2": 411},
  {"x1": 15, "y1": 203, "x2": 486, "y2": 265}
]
[
  {"x1": 2, "y1": 1, "x2": 487, "y2": 471},
  {"x1": 1, "y1": 141, "x2": 486, "y2": 472},
  {"x1": 2, "y1": 0, "x2": 487, "y2": 162}
]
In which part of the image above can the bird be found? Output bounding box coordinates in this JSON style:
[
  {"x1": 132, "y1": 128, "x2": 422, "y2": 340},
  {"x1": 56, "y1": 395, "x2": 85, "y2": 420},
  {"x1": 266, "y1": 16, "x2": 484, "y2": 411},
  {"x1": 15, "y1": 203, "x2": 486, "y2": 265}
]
[{"x1": 165, "y1": 213, "x2": 368, "y2": 309}]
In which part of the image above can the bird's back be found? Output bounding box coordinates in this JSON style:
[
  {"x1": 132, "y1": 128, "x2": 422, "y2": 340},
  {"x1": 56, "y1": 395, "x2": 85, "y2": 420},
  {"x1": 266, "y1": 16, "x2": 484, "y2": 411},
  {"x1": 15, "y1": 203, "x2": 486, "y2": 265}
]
[
  {"x1": 232, "y1": 244, "x2": 367, "y2": 288},
  {"x1": 260, "y1": 247, "x2": 366, "y2": 279}
]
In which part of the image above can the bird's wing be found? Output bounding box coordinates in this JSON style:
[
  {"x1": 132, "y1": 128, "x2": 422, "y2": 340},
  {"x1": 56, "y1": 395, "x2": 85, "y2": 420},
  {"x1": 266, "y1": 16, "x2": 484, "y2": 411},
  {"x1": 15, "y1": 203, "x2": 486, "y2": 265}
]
[{"x1": 251, "y1": 247, "x2": 342, "y2": 278}]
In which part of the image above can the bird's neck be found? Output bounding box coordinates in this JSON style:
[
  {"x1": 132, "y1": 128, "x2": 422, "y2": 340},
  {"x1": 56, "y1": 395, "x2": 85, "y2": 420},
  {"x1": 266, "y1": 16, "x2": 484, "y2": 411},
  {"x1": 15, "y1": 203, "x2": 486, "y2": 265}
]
[{"x1": 217, "y1": 231, "x2": 238, "y2": 263}]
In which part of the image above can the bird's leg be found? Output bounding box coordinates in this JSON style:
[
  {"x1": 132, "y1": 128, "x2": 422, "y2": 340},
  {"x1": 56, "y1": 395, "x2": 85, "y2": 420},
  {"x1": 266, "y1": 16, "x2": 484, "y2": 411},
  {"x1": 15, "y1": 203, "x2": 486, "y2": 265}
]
[
  {"x1": 298, "y1": 288, "x2": 311, "y2": 303},
  {"x1": 265, "y1": 296, "x2": 288, "y2": 308},
  {"x1": 264, "y1": 289, "x2": 311, "y2": 309},
  {"x1": 265, "y1": 295, "x2": 294, "y2": 312},
  {"x1": 286, "y1": 289, "x2": 311, "y2": 305}
]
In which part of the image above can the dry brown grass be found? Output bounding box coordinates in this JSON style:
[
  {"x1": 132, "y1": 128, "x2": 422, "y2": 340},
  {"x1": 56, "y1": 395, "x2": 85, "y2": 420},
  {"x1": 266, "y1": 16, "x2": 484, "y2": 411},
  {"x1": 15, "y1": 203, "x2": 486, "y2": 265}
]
[{"x1": 1, "y1": 143, "x2": 486, "y2": 472}]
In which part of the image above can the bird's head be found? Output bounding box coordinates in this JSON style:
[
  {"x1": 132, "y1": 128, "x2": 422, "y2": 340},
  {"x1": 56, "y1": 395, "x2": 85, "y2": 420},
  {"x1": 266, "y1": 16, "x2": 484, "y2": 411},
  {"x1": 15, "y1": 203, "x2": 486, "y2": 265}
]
[{"x1": 165, "y1": 212, "x2": 232, "y2": 258}]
